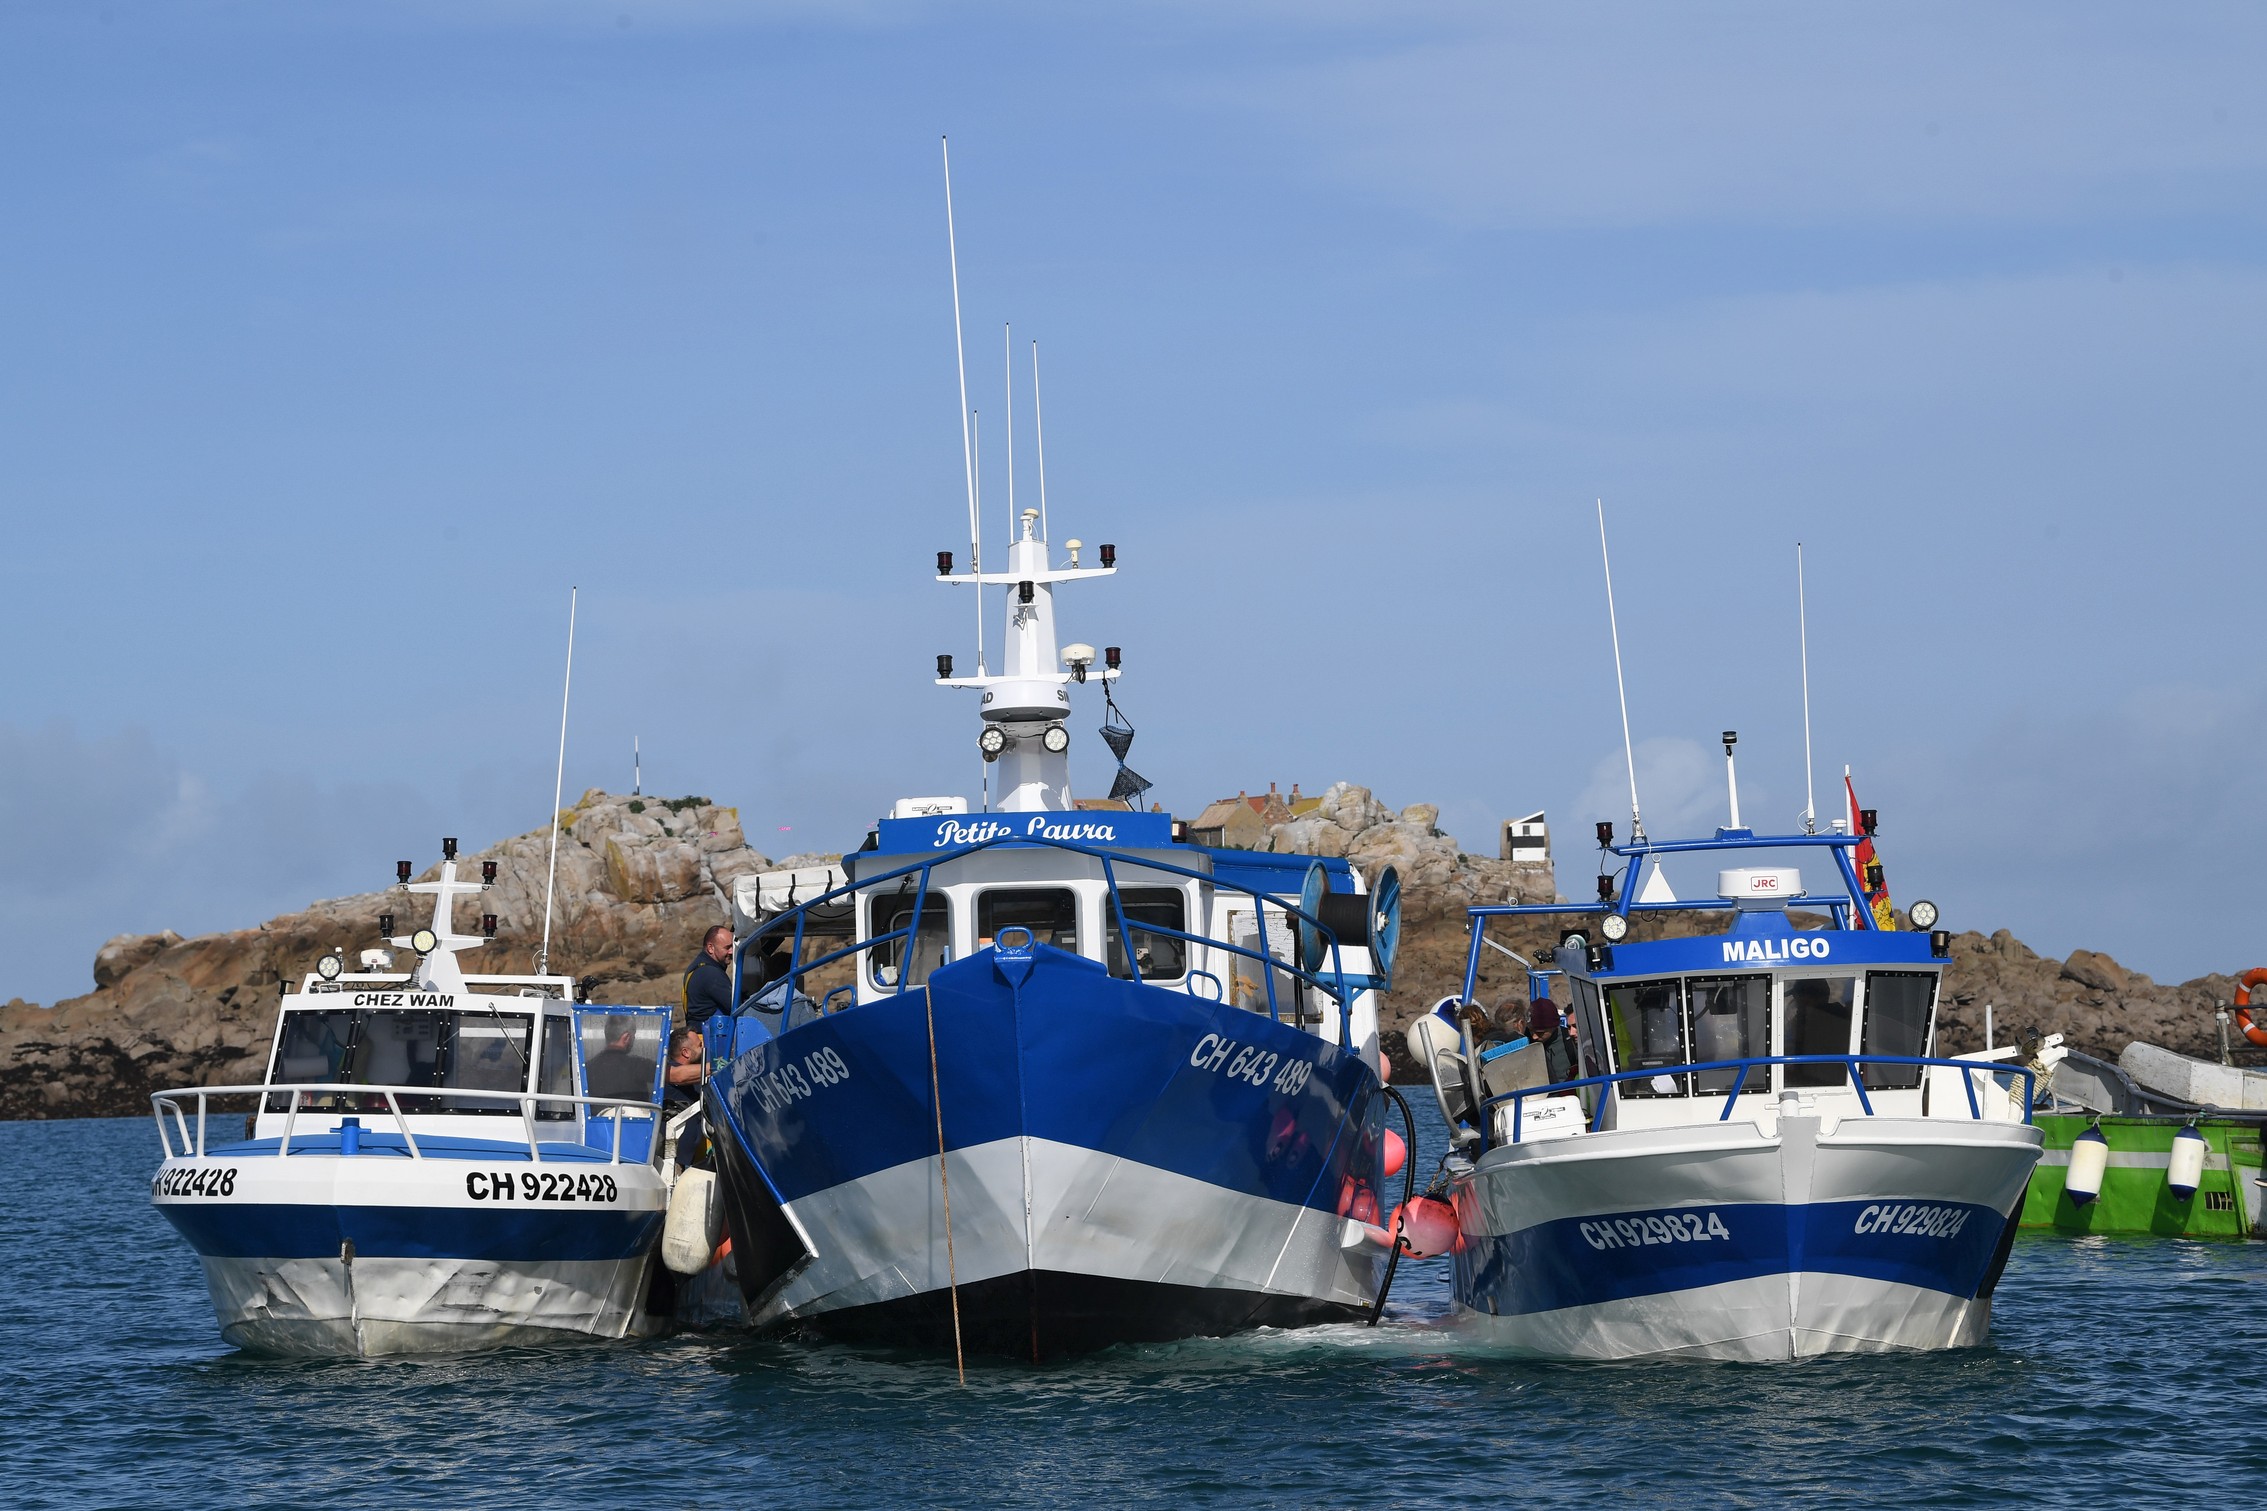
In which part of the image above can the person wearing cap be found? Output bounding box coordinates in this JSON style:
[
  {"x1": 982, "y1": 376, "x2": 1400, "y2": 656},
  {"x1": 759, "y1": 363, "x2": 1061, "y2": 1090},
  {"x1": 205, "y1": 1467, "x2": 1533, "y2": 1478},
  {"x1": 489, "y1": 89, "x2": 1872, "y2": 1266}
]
[{"x1": 1528, "y1": 998, "x2": 1574, "y2": 1086}]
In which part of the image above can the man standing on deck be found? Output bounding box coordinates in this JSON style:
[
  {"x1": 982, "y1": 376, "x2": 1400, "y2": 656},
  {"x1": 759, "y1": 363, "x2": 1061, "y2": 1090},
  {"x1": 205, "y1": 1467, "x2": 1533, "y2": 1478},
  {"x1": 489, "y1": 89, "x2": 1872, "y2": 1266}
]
[{"x1": 683, "y1": 924, "x2": 735, "y2": 1033}]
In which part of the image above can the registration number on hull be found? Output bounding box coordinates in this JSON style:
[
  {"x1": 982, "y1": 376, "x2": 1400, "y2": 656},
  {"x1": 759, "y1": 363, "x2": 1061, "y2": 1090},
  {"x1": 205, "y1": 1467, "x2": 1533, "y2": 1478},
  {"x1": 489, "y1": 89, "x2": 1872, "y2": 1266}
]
[
  {"x1": 1579, "y1": 1211, "x2": 1732, "y2": 1249},
  {"x1": 152, "y1": 1166, "x2": 238, "y2": 1198}
]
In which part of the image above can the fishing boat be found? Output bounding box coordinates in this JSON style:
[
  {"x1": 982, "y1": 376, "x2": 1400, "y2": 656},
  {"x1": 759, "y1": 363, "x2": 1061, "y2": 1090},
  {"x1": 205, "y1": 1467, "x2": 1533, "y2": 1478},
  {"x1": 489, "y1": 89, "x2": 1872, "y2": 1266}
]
[
  {"x1": 2021, "y1": 1023, "x2": 2267, "y2": 1236},
  {"x1": 696, "y1": 503, "x2": 1408, "y2": 1359},
  {"x1": 1404, "y1": 761, "x2": 2045, "y2": 1360},
  {"x1": 149, "y1": 843, "x2": 680, "y2": 1356}
]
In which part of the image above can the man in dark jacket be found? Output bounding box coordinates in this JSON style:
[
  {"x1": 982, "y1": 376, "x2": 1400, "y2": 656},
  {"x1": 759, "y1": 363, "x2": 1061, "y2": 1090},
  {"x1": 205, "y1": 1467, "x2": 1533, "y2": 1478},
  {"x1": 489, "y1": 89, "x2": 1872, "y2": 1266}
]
[
  {"x1": 1529, "y1": 998, "x2": 1576, "y2": 1087},
  {"x1": 683, "y1": 925, "x2": 736, "y2": 1033}
]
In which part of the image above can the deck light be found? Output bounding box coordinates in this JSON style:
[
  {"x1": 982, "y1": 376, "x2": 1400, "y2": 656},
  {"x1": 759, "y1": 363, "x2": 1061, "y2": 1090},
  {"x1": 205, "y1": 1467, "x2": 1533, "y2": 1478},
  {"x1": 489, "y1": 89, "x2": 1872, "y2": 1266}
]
[
  {"x1": 1929, "y1": 930, "x2": 1952, "y2": 958},
  {"x1": 378, "y1": 912, "x2": 394, "y2": 938},
  {"x1": 1597, "y1": 875, "x2": 1616, "y2": 903},
  {"x1": 937, "y1": 653, "x2": 954, "y2": 678},
  {"x1": 442, "y1": 837, "x2": 458, "y2": 861},
  {"x1": 482, "y1": 914, "x2": 498, "y2": 939},
  {"x1": 396, "y1": 861, "x2": 413, "y2": 884},
  {"x1": 1601, "y1": 912, "x2": 1629, "y2": 942},
  {"x1": 1860, "y1": 808, "x2": 1878, "y2": 836},
  {"x1": 938, "y1": 550, "x2": 953, "y2": 575},
  {"x1": 1586, "y1": 943, "x2": 1614, "y2": 973},
  {"x1": 1042, "y1": 723, "x2": 1070, "y2": 754},
  {"x1": 317, "y1": 952, "x2": 344, "y2": 981},
  {"x1": 1595, "y1": 821, "x2": 1614, "y2": 848},
  {"x1": 979, "y1": 726, "x2": 1008, "y2": 761},
  {"x1": 1100, "y1": 544, "x2": 1116, "y2": 567},
  {"x1": 1908, "y1": 899, "x2": 1939, "y2": 930},
  {"x1": 411, "y1": 928, "x2": 439, "y2": 955},
  {"x1": 1019, "y1": 580, "x2": 1035, "y2": 604},
  {"x1": 481, "y1": 860, "x2": 497, "y2": 885},
  {"x1": 1104, "y1": 646, "x2": 1121, "y2": 670}
]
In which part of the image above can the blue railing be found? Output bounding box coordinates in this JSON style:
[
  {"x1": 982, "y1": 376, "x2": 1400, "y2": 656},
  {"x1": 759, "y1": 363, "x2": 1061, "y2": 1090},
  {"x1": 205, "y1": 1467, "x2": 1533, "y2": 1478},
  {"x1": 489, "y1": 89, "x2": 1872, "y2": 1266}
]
[
  {"x1": 729, "y1": 833, "x2": 1381, "y2": 1047},
  {"x1": 1486, "y1": 1053, "x2": 2037, "y2": 1144}
]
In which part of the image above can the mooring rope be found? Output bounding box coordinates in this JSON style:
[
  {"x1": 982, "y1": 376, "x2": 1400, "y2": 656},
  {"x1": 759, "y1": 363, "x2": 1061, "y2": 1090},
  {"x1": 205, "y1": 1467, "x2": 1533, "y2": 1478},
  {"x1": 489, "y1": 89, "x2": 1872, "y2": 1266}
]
[{"x1": 924, "y1": 990, "x2": 966, "y2": 1383}]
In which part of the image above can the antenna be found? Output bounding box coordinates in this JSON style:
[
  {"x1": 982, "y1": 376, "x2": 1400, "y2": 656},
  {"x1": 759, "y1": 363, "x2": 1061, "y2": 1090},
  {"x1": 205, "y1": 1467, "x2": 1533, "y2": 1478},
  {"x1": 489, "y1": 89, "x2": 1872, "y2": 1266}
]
[
  {"x1": 1031, "y1": 340, "x2": 1050, "y2": 543},
  {"x1": 941, "y1": 136, "x2": 983, "y2": 675},
  {"x1": 1596, "y1": 500, "x2": 1645, "y2": 842},
  {"x1": 537, "y1": 585, "x2": 576, "y2": 978},
  {"x1": 1797, "y1": 541, "x2": 1817, "y2": 834},
  {"x1": 1004, "y1": 322, "x2": 1015, "y2": 551}
]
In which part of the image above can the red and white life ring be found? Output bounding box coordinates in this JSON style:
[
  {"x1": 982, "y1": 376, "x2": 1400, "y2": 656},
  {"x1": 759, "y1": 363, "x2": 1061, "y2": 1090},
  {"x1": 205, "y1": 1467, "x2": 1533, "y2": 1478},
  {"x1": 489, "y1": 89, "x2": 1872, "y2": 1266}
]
[{"x1": 2234, "y1": 969, "x2": 2267, "y2": 1047}]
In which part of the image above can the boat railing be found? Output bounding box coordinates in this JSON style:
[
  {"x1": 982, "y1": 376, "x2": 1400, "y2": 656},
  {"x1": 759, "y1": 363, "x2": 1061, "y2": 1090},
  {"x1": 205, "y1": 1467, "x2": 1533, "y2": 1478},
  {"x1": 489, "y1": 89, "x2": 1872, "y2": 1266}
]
[
  {"x1": 734, "y1": 833, "x2": 1378, "y2": 1045},
  {"x1": 1487, "y1": 1053, "x2": 2038, "y2": 1144},
  {"x1": 150, "y1": 1082, "x2": 662, "y2": 1165}
]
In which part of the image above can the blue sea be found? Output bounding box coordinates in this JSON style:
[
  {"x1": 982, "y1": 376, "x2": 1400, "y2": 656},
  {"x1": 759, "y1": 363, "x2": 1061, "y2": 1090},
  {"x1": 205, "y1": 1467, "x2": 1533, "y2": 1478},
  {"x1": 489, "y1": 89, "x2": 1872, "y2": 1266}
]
[{"x1": 4, "y1": 1109, "x2": 2260, "y2": 1509}]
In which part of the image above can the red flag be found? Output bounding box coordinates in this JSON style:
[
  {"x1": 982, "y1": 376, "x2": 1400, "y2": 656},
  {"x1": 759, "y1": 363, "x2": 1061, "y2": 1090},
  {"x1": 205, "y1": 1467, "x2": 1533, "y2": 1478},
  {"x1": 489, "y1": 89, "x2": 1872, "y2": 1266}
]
[{"x1": 1845, "y1": 774, "x2": 1896, "y2": 930}]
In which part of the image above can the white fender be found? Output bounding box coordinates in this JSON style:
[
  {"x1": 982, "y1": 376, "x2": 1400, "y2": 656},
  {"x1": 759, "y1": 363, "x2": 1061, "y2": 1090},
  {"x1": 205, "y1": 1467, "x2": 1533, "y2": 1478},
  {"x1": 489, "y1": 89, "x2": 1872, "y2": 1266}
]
[
  {"x1": 2168, "y1": 1124, "x2": 2208, "y2": 1200},
  {"x1": 662, "y1": 1167, "x2": 723, "y2": 1275},
  {"x1": 2064, "y1": 1126, "x2": 2109, "y2": 1207}
]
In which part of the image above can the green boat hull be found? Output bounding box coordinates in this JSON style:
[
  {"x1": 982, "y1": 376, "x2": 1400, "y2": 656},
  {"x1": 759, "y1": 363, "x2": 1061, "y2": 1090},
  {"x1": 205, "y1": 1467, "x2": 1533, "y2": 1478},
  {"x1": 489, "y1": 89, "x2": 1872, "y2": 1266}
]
[{"x1": 2025, "y1": 1112, "x2": 2265, "y2": 1236}]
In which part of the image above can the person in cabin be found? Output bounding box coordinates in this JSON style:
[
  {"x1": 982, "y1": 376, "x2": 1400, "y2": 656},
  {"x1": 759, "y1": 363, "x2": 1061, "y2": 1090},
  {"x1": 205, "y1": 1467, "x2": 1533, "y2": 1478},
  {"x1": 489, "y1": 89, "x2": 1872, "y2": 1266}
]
[
  {"x1": 1528, "y1": 999, "x2": 1574, "y2": 1086},
  {"x1": 584, "y1": 1015, "x2": 659, "y2": 1104},
  {"x1": 663, "y1": 1027, "x2": 705, "y2": 1111},
  {"x1": 682, "y1": 925, "x2": 737, "y2": 1033}
]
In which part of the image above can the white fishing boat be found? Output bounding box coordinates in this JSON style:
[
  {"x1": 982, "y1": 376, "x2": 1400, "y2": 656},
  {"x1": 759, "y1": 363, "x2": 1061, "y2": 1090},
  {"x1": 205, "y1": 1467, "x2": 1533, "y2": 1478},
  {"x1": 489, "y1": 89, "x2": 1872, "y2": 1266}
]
[{"x1": 149, "y1": 842, "x2": 680, "y2": 1356}]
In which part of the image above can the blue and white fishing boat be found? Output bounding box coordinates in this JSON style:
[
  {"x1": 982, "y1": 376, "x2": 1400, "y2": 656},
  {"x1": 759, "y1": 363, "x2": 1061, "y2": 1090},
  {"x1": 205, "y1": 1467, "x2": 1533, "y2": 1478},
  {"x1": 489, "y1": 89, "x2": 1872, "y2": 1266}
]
[
  {"x1": 698, "y1": 506, "x2": 1409, "y2": 1359},
  {"x1": 1407, "y1": 749, "x2": 2044, "y2": 1361},
  {"x1": 150, "y1": 844, "x2": 680, "y2": 1356}
]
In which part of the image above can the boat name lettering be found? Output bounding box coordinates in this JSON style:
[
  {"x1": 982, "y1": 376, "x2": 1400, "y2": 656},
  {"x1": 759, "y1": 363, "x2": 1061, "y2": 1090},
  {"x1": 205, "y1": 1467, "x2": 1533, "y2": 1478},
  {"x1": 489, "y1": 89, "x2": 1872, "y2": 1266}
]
[
  {"x1": 1853, "y1": 1203, "x2": 1969, "y2": 1239},
  {"x1": 1187, "y1": 1033, "x2": 1314, "y2": 1094},
  {"x1": 1579, "y1": 1210, "x2": 1731, "y2": 1249},
  {"x1": 350, "y1": 991, "x2": 457, "y2": 1008},
  {"x1": 152, "y1": 1165, "x2": 237, "y2": 1198},
  {"x1": 930, "y1": 816, "x2": 1123, "y2": 848},
  {"x1": 466, "y1": 1169, "x2": 619, "y2": 1203},
  {"x1": 1718, "y1": 938, "x2": 1831, "y2": 965},
  {"x1": 754, "y1": 1047, "x2": 852, "y2": 1114}
]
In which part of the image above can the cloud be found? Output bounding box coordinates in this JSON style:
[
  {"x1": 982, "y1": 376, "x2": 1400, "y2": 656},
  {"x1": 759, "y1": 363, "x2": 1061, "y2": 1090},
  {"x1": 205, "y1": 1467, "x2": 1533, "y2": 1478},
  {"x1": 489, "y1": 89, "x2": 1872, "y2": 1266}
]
[{"x1": 1211, "y1": 4, "x2": 2267, "y2": 228}]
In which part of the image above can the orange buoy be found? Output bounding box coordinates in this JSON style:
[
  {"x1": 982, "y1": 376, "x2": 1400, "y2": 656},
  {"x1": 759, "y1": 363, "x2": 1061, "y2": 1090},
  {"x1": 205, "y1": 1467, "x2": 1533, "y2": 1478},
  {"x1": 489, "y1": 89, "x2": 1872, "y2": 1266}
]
[
  {"x1": 2236, "y1": 969, "x2": 2267, "y2": 1047},
  {"x1": 1381, "y1": 1128, "x2": 1407, "y2": 1179},
  {"x1": 1380, "y1": 1196, "x2": 1460, "y2": 1259}
]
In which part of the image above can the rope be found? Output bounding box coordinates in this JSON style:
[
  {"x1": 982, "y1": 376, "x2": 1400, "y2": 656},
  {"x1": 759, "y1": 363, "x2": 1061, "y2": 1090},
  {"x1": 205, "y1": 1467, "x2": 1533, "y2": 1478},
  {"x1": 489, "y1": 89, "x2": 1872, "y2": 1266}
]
[
  {"x1": 1367, "y1": 1084, "x2": 1421, "y2": 1327},
  {"x1": 924, "y1": 990, "x2": 966, "y2": 1383}
]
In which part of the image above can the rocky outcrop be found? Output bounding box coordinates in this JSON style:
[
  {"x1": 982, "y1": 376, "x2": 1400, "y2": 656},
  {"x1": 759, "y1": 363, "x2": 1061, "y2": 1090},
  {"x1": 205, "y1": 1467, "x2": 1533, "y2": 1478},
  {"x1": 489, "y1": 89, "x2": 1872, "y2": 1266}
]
[
  {"x1": 0, "y1": 791, "x2": 781, "y2": 1120},
  {"x1": 0, "y1": 781, "x2": 2241, "y2": 1116}
]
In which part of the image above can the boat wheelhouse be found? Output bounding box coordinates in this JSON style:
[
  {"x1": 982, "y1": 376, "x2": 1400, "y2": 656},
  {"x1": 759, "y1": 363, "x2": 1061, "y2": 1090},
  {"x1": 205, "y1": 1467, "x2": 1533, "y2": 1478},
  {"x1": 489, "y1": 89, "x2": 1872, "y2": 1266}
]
[
  {"x1": 1409, "y1": 820, "x2": 2043, "y2": 1361},
  {"x1": 699, "y1": 511, "x2": 1409, "y2": 1359},
  {"x1": 149, "y1": 847, "x2": 680, "y2": 1356}
]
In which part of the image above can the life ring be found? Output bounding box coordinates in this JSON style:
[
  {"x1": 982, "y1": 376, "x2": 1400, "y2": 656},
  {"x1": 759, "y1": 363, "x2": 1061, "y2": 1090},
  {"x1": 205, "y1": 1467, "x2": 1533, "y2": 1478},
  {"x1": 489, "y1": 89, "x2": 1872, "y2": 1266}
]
[{"x1": 2234, "y1": 969, "x2": 2267, "y2": 1047}]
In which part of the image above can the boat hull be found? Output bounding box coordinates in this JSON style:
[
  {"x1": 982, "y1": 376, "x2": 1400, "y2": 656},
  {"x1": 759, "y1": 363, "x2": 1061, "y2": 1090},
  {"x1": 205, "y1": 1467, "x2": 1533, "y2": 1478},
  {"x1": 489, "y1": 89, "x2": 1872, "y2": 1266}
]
[
  {"x1": 708, "y1": 946, "x2": 1391, "y2": 1359},
  {"x1": 153, "y1": 1149, "x2": 668, "y2": 1357},
  {"x1": 1448, "y1": 1112, "x2": 2042, "y2": 1361},
  {"x1": 2021, "y1": 1112, "x2": 2266, "y2": 1237}
]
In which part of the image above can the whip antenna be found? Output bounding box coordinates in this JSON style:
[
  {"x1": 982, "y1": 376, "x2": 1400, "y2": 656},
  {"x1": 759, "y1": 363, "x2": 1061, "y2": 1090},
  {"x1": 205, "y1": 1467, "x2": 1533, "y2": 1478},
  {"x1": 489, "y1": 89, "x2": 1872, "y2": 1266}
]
[
  {"x1": 1596, "y1": 500, "x2": 1645, "y2": 842},
  {"x1": 1798, "y1": 541, "x2": 1817, "y2": 834},
  {"x1": 537, "y1": 585, "x2": 576, "y2": 978},
  {"x1": 942, "y1": 136, "x2": 983, "y2": 675},
  {"x1": 1004, "y1": 322, "x2": 1015, "y2": 550},
  {"x1": 1031, "y1": 340, "x2": 1049, "y2": 541}
]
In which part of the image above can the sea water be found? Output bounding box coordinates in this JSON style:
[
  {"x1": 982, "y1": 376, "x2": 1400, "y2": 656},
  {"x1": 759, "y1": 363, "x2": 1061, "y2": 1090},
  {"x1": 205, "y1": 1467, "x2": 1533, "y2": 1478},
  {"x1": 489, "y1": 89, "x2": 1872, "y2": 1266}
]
[{"x1": 3, "y1": 1109, "x2": 2260, "y2": 1509}]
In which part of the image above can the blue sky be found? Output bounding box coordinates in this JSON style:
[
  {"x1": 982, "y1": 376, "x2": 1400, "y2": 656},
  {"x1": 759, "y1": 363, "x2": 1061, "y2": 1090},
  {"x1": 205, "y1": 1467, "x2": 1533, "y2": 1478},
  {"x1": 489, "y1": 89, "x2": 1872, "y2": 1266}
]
[{"x1": 2, "y1": 2, "x2": 2263, "y2": 1003}]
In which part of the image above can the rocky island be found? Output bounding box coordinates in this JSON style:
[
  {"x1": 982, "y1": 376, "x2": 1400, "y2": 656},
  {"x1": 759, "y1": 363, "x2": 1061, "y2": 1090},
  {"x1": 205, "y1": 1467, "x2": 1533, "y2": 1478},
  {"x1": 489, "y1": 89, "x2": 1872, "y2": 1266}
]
[{"x1": 0, "y1": 784, "x2": 2238, "y2": 1119}]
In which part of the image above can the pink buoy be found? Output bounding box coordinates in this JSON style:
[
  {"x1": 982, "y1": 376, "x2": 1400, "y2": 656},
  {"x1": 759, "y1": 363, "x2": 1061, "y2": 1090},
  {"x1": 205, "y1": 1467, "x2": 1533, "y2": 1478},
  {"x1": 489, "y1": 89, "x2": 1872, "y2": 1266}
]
[
  {"x1": 1381, "y1": 1128, "x2": 1407, "y2": 1179},
  {"x1": 1383, "y1": 1195, "x2": 1460, "y2": 1259},
  {"x1": 1346, "y1": 1187, "x2": 1381, "y2": 1227}
]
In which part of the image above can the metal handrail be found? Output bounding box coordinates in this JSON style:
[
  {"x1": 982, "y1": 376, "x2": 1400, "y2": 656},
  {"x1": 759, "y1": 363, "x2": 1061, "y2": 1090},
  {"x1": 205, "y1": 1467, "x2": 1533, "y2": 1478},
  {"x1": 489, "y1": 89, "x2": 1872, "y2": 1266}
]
[
  {"x1": 1485, "y1": 1053, "x2": 2037, "y2": 1144},
  {"x1": 731, "y1": 832, "x2": 1379, "y2": 1046},
  {"x1": 149, "y1": 1082, "x2": 662, "y2": 1164}
]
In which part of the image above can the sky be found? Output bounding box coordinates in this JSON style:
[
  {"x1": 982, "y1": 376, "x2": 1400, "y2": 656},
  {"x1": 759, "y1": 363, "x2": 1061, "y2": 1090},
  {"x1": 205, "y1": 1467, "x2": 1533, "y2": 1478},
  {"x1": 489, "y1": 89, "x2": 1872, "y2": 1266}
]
[{"x1": 2, "y1": 1, "x2": 2263, "y2": 1003}]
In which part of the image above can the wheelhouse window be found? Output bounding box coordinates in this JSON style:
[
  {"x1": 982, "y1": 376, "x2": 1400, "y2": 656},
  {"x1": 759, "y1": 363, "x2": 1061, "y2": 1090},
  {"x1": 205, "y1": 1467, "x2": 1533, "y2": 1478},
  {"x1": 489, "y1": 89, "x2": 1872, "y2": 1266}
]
[
  {"x1": 266, "y1": 1008, "x2": 534, "y2": 1114},
  {"x1": 1686, "y1": 975, "x2": 1770, "y2": 1094},
  {"x1": 578, "y1": 1013, "x2": 664, "y2": 1105},
  {"x1": 868, "y1": 892, "x2": 953, "y2": 988},
  {"x1": 1860, "y1": 972, "x2": 1937, "y2": 1089},
  {"x1": 977, "y1": 888, "x2": 1079, "y2": 954},
  {"x1": 1784, "y1": 976, "x2": 1858, "y2": 1087},
  {"x1": 1570, "y1": 978, "x2": 1607, "y2": 1082},
  {"x1": 1605, "y1": 978, "x2": 1688, "y2": 1097},
  {"x1": 1105, "y1": 888, "x2": 1189, "y2": 980},
  {"x1": 537, "y1": 1014, "x2": 575, "y2": 1119}
]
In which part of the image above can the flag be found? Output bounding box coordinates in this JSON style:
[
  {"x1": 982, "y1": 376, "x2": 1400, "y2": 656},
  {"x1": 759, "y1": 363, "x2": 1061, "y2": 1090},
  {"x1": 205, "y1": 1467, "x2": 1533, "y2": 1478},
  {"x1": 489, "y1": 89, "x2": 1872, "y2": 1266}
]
[{"x1": 1845, "y1": 773, "x2": 1896, "y2": 930}]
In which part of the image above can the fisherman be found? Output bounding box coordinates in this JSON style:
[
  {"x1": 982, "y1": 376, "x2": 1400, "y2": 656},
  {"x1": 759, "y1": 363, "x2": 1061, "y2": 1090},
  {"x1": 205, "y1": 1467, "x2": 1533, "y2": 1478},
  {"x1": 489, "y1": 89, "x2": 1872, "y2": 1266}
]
[
  {"x1": 1528, "y1": 998, "x2": 1575, "y2": 1086},
  {"x1": 682, "y1": 925, "x2": 736, "y2": 1033},
  {"x1": 662, "y1": 1026, "x2": 705, "y2": 1111},
  {"x1": 583, "y1": 1015, "x2": 658, "y2": 1103}
]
